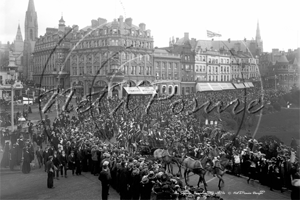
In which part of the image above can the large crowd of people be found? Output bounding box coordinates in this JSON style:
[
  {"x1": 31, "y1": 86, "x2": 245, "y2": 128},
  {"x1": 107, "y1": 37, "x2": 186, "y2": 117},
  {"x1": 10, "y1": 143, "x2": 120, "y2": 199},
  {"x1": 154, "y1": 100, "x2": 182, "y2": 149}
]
[{"x1": 0, "y1": 85, "x2": 300, "y2": 200}]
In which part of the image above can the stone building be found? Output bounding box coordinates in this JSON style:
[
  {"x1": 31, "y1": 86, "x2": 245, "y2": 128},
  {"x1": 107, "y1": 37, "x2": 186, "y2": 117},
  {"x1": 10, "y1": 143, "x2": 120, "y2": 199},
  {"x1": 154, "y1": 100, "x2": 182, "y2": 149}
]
[
  {"x1": 153, "y1": 48, "x2": 181, "y2": 95},
  {"x1": 69, "y1": 16, "x2": 154, "y2": 98},
  {"x1": 32, "y1": 17, "x2": 72, "y2": 90}
]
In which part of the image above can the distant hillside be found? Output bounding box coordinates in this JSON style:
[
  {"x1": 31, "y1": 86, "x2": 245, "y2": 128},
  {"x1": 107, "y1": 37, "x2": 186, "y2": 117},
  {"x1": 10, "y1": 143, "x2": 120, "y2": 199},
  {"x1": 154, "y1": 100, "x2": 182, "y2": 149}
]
[{"x1": 248, "y1": 108, "x2": 300, "y2": 145}]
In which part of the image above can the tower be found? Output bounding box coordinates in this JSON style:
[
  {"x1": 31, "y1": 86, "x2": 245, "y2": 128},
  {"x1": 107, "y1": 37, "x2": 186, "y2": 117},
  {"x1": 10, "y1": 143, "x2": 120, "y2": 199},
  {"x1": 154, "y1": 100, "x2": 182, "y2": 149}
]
[
  {"x1": 23, "y1": 0, "x2": 38, "y2": 79},
  {"x1": 255, "y1": 20, "x2": 263, "y2": 55},
  {"x1": 14, "y1": 24, "x2": 24, "y2": 53},
  {"x1": 58, "y1": 16, "x2": 66, "y2": 33}
]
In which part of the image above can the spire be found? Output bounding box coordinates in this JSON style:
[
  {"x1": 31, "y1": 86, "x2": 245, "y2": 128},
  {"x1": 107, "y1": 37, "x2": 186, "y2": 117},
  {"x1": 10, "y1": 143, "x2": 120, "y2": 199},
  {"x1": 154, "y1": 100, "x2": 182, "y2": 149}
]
[
  {"x1": 27, "y1": 0, "x2": 35, "y2": 12},
  {"x1": 15, "y1": 24, "x2": 23, "y2": 41},
  {"x1": 256, "y1": 20, "x2": 261, "y2": 41}
]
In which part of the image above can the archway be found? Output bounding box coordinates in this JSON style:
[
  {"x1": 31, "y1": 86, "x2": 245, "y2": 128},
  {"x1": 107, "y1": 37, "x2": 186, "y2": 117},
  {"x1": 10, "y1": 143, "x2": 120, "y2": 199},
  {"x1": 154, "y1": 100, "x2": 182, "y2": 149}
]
[
  {"x1": 94, "y1": 80, "x2": 108, "y2": 93},
  {"x1": 161, "y1": 85, "x2": 166, "y2": 94},
  {"x1": 168, "y1": 85, "x2": 173, "y2": 94},
  {"x1": 137, "y1": 80, "x2": 151, "y2": 87}
]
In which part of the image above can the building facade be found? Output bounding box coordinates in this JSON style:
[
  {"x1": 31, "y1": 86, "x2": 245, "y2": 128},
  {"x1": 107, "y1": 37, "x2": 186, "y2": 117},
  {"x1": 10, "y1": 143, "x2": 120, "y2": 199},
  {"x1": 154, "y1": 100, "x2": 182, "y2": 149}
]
[
  {"x1": 69, "y1": 16, "x2": 154, "y2": 98},
  {"x1": 153, "y1": 49, "x2": 181, "y2": 95},
  {"x1": 166, "y1": 33, "x2": 196, "y2": 95},
  {"x1": 261, "y1": 48, "x2": 300, "y2": 90},
  {"x1": 32, "y1": 17, "x2": 72, "y2": 90}
]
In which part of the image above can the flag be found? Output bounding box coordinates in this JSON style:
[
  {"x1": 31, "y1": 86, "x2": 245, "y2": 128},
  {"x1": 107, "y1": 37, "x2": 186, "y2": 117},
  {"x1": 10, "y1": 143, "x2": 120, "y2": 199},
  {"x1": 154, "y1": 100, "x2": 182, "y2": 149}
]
[{"x1": 207, "y1": 30, "x2": 222, "y2": 38}]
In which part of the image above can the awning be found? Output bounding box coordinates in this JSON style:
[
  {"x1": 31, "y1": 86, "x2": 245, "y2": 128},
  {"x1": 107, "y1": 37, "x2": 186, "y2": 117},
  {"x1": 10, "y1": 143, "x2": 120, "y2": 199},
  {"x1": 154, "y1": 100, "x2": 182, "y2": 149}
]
[
  {"x1": 234, "y1": 83, "x2": 246, "y2": 89},
  {"x1": 209, "y1": 83, "x2": 223, "y2": 91},
  {"x1": 124, "y1": 87, "x2": 156, "y2": 95},
  {"x1": 196, "y1": 83, "x2": 213, "y2": 92},
  {"x1": 243, "y1": 82, "x2": 251, "y2": 88},
  {"x1": 218, "y1": 83, "x2": 235, "y2": 90},
  {"x1": 247, "y1": 82, "x2": 254, "y2": 87}
]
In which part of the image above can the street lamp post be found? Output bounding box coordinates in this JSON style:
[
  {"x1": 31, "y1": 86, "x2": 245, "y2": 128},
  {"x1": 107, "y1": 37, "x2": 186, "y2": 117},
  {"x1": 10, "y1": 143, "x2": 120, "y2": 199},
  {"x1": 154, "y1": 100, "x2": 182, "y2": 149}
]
[{"x1": 8, "y1": 78, "x2": 16, "y2": 132}]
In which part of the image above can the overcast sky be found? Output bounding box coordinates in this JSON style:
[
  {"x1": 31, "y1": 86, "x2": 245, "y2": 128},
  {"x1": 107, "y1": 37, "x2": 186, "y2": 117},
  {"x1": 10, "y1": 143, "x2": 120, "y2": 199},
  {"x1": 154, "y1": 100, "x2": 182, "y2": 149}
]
[{"x1": 1, "y1": 0, "x2": 299, "y2": 52}]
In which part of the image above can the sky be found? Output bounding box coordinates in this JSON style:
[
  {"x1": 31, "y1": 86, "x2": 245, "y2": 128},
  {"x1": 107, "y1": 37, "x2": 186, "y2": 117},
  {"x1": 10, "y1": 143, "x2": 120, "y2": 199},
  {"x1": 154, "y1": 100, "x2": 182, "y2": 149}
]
[{"x1": 1, "y1": 0, "x2": 300, "y2": 52}]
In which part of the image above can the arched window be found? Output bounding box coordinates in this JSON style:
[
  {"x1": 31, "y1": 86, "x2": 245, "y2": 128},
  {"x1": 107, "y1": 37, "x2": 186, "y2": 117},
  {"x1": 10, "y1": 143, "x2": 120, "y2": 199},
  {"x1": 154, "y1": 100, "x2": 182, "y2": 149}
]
[
  {"x1": 169, "y1": 86, "x2": 172, "y2": 94},
  {"x1": 162, "y1": 86, "x2": 166, "y2": 94},
  {"x1": 174, "y1": 86, "x2": 178, "y2": 94}
]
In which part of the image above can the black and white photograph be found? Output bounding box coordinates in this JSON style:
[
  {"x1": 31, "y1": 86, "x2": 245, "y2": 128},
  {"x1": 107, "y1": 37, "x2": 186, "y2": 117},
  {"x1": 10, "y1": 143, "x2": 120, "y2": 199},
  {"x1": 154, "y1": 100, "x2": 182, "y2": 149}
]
[{"x1": 0, "y1": 0, "x2": 300, "y2": 199}]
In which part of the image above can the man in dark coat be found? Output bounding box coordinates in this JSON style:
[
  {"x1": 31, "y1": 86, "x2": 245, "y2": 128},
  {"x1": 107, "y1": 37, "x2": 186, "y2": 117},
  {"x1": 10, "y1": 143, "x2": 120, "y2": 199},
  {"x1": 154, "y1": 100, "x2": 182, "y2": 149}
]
[
  {"x1": 46, "y1": 156, "x2": 57, "y2": 189},
  {"x1": 99, "y1": 161, "x2": 111, "y2": 200},
  {"x1": 53, "y1": 151, "x2": 61, "y2": 180},
  {"x1": 9, "y1": 144, "x2": 18, "y2": 171},
  {"x1": 118, "y1": 162, "x2": 129, "y2": 200},
  {"x1": 43, "y1": 147, "x2": 50, "y2": 172}
]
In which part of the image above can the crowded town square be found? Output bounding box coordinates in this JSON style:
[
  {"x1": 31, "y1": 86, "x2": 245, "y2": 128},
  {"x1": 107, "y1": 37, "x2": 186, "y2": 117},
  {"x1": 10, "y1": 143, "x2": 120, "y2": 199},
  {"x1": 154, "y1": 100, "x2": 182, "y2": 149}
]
[{"x1": 1, "y1": 0, "x2": 300, "y2": 199}]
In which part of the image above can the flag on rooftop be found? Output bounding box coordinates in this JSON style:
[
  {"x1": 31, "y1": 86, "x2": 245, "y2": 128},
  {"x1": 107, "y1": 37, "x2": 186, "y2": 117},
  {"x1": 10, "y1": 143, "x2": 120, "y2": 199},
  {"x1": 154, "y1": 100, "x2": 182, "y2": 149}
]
[{"x1": 207, "y1": 30, "x2": 222, "y2": 38}]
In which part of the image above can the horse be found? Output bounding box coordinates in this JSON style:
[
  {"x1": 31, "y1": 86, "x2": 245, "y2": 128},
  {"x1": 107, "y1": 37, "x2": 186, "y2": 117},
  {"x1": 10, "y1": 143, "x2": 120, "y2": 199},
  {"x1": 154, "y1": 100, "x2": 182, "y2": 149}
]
[
  {"x1": 206, "y1": 153, "x2": 232, "y2": 191},
  {"x1": 153, "y1": 147, "x2": 180, "y2": 175},
  {"x1": 182, "y1": 155, "x2": 211, "y2": 192}
]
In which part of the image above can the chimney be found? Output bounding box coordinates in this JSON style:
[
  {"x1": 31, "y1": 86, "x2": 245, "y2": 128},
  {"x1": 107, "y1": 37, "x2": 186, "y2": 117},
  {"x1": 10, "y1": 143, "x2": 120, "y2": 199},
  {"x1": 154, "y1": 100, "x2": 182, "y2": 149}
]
[
  {"x1": 176, "y1": 38, "x2": 179, "y2": 42},
  {"x1": 184, "y1": 32, "x2": 189, "y2": 40},
  {"x1": 91, "y1": 20, "x2": 99, "y2": 28},
  {"x1": 98, "y1": 18, "x2": 107, "y2": 25},
  {"x1": 72, "y1": 25, "x2": 79, "y2": 32},
  {"x1": 139, "y1": 23, "x2": 146, "y2": 31},
  {"x1": 125, "y1": 18, "x2": 132, "y2": 26}
]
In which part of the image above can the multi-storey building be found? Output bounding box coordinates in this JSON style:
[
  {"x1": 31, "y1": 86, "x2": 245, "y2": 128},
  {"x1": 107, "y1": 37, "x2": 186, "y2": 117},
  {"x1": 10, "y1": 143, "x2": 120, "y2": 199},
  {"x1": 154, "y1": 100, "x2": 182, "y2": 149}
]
[
  {"x1": 69, "y1": 16, "x2": 154, "y2": 98},
  {"x1": 260, "y1": 48, "x2": 300, "y2": 89},
  {"x1": 153, "y1": 49, "x2": 181, "y2": 95},
  {"x1": 166, "y1": 33, "x2": 196, "y2": 95},
  {"x1": 32, "y1": 17, "x2": 72, "y2": 90}
]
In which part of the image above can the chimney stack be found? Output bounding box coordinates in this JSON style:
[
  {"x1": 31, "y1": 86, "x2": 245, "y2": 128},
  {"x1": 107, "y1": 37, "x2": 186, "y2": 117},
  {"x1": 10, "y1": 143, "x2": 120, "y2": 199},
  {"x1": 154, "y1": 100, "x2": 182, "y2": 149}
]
[
  {"x1": 98, "y1": 18, "x2": 107, "y2": 25},
  {"x1": 176, "y1": 37, "x2": 179, "y2": 42},
  {"x1": 91, "y1": 20, "x2": 99, "y2": 28},
  {"x1": 184, "y1": 32, "x2": 189, "y2": 40},
  {"x1": 125, "y1": 18, "x2": 132, "y2": 27},
  {"x1": 139, "y1": 23, "x2": 146, "y2": 31}
]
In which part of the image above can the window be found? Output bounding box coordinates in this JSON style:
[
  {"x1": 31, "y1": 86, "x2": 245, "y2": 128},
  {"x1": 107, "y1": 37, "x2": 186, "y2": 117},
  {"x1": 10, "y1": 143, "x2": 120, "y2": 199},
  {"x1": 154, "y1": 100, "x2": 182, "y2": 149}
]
[
  {"x1": 221, "y1": 66, "x2": 223, "y2": 72},
  {"x1": 209, "y1": 58, "x2": 211, "y2": 63},
  {"x1": 221, "y1": 59, "x2": 223, "y2": 63},
  {"x1": 195, "y1": 65, "x2": 198, "y2": 72},
  {"x1": 174, "y1": 72, "x2": 178, "y2": 80}
]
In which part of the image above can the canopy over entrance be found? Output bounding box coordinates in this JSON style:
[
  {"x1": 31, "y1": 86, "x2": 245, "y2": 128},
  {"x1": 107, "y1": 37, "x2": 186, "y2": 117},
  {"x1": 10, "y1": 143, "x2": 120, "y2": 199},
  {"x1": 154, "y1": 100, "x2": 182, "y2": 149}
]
[{"x1": 124, "y1": 87, "x2": 156, "y2": 95}]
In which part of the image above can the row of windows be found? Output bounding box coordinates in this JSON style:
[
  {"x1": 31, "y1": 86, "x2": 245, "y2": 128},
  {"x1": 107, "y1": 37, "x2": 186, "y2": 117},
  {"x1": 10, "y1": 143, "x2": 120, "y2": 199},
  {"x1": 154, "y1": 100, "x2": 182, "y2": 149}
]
[
  {"x1": 71, "y1": 65, "x2": 152, "y2": 76},
  {"x1": 154, "y1": 62, "x2": 180, "y2": 71},
  {"x1": 75, "y1": 28, "x2": 151, "y2": 39},
  {"x1": 73, "y1": 53, "x2": 151, "y2": 63},
  {"x1": 155, "y1": 72, "x2": 179, "y2": 80},
  {"x1": 72, "y1": 39, "x2": 153, "y2": 49},
  {"x1": 207, "y1": 75, "x2": 230, "y2": 82}
]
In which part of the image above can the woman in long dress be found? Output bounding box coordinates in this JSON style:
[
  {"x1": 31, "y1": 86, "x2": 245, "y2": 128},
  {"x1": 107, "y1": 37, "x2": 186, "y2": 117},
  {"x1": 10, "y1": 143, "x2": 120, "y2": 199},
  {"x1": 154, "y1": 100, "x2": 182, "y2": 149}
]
[{"x1": 22, "y1": 147, "x2": 31, "y2": 174}]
